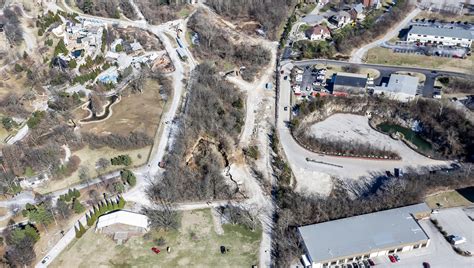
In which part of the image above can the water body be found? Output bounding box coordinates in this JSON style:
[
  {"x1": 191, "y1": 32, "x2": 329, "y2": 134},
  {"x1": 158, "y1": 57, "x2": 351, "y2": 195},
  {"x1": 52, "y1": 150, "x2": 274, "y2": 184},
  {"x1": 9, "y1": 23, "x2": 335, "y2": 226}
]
[
  {"x1": 377, "y1": 123, "x2": 432, "y2": 152},
  {"x1": 81, "y1": 95, "x2": 119, "y2": 123}
]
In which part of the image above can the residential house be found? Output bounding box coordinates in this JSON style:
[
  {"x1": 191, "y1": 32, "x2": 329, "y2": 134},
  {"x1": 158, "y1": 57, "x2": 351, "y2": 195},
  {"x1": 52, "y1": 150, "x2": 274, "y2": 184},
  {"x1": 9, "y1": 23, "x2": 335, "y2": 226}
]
[
  {"x1": 406, "y1": 25, "x2": 473, "y2": 48},
  {"x1": 350, "y1": 3, "x2": 366, "y2": 21},
  {"x1": 330, "y1": 11, "x2": 352, "y2": 28},
  {"x1": 363, "y1": 0, "x2": 381, "y2": 9},
  {"x1": 130, "y1": 40, "x2": 144, "y2": 52},
  {"x1": 305, "y1": 25, "x2": 331, "y2": 41}
]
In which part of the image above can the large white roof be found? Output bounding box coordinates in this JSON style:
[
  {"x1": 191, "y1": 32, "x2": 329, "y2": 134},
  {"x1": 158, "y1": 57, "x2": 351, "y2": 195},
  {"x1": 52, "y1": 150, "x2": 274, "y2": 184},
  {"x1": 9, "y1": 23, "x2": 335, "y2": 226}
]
[
  {"x1": 96, "y1": 210, "x2": 149, "y2": 230},
  {"x1": 299, "y1": 203, "x2": 430, "y2": 264}
]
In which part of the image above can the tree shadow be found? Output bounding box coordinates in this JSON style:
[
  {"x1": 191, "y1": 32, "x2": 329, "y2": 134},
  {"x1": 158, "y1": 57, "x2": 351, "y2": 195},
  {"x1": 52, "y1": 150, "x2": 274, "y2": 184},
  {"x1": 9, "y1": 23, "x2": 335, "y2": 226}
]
[{"x1": 456, "y1": 186, "x2": 474, "y2": 203}]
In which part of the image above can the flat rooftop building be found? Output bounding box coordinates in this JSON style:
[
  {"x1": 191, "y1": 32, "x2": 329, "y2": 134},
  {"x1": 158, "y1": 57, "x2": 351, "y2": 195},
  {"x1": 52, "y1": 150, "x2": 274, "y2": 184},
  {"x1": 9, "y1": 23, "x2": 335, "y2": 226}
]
[
  {"x1": 407, "y1": 25, "x2": 473, "y2": 48},
  {"x1": 331, "y1": 72, "x2": 368, "y2": 94},
  {"x1": 298, "y1": 203, "x2": 430, "y2": 268},
  {"x1": 374, "y1": 74, "x2": 419, "y2": 102}
]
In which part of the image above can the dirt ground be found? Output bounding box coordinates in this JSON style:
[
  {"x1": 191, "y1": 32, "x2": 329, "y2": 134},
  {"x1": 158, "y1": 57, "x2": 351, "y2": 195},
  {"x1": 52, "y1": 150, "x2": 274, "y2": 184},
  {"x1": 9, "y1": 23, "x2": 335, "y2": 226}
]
[
  {"x1": 79, "y1": 79, "x2": 165, "y2": 138},
  {"x1": 51, "y1": 209, "x2": 261, "y2": 268},
  {"x1": 365, "y1": 47, "x2": 473, "y2": 74}
]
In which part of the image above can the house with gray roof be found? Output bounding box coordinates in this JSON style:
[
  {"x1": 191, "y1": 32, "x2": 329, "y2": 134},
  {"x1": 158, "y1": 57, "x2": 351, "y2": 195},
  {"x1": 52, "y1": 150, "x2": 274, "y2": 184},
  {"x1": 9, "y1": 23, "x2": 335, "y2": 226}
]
[
  {"x1": 298, "y1": 203, "x2": 431, "y2": 268},
  {"x1": 407, "y1": 25, "x2": 473, "y2": 48}
]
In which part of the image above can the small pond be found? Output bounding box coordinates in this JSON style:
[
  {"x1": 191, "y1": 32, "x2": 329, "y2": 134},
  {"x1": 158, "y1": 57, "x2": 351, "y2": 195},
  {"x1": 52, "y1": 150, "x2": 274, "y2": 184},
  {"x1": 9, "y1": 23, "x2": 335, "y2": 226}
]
[{"x1": 377, "y1": 123, "x2": 432, "y2": 152}]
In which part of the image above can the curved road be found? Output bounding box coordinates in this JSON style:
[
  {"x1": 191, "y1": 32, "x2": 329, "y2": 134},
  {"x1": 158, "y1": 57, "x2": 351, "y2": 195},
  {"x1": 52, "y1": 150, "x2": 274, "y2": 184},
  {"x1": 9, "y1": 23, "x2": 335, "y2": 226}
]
[
  {"x1": 349, "y1": 8, "x2": 421, "y2": 63},
  {"x1": 277, "y1": 62, "x2": 450, "y2": 195}
]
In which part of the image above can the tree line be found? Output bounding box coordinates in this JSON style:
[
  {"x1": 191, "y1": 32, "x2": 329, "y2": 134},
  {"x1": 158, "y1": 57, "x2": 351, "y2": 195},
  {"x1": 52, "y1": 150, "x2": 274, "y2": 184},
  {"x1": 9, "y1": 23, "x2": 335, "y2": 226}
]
[
  {"x1": 272, "y1": 166, "x2": 474, "y2": 266},
  {"x1": 206, "y1": 0, "x2": 297, "y2": 40}
]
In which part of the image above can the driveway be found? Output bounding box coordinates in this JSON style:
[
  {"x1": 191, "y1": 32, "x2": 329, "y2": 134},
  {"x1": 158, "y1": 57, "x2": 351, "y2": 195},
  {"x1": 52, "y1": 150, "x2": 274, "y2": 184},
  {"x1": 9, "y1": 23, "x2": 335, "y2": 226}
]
[{"x1": 349, "y1": 8, "x2": 421, "y2": 63}]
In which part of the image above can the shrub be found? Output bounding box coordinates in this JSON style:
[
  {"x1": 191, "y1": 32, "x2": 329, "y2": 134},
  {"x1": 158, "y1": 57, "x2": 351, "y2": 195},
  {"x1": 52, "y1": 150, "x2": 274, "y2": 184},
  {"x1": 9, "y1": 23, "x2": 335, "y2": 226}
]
[
  {"x1": 73, "y1": 198, "x2": 85, "y2": 214},
  {"x1": 243, "y1": 146, "x2": 259, "y2": 160},
  {"x1": 111, "y1": 155, "x2": 132, "y2": 166},
  {"x1": 121, "y1": 169, "x2": 137, "y2": 186}
]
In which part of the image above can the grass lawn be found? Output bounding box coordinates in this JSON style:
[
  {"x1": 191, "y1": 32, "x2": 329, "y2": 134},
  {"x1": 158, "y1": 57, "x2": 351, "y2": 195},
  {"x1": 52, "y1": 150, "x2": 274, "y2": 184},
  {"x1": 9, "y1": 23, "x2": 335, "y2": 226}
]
[
  {"x1": 425, "y1": 190, "x2": 473, "y2": 209},
  {"x1": 80, "y1": 79, "x2": 165, "y2": 138},
  {"x1": 51, "y1": 209, "x2": 261, "y2": 268},
  {"x1": 415, "y1": 11, "x2": 474, "y2": 23},
  {"x1": 365, "y1": 47, "x2": 473, "y2": 74}
]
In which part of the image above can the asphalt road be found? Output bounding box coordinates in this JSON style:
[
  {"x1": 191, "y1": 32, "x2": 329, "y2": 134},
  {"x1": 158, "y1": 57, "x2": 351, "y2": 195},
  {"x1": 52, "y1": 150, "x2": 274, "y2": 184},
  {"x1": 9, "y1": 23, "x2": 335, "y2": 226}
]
[
  {"x1": 277, "y1": 62, "x2": 450, "y2": 195},
  {"x1": 291, "y1": 59, "x2": 473, "y2": 97}
]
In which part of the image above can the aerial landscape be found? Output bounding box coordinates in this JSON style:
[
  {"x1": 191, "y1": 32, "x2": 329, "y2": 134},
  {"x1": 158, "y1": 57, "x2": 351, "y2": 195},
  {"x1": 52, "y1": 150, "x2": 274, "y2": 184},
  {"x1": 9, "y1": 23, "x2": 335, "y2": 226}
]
[{"x1": 0, "y1": 0, "x2": 472, "y2": 267}]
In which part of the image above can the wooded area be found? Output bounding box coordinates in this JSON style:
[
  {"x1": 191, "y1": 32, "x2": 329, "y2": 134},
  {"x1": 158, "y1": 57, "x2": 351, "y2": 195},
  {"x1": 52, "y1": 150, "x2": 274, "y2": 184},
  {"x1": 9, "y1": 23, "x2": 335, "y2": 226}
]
[
  {"x1": 147, "y1": 63, "x2": 244, "y2": 203},
  {"x1": 273, "y1": 167, "x2": 474, "y2": 266},
  {"x1": 188, "y1": 10, "x2": 271, "y2": 81},
  {"x1": 206, "y1": 0, "x2": 297, "y2": 40}
]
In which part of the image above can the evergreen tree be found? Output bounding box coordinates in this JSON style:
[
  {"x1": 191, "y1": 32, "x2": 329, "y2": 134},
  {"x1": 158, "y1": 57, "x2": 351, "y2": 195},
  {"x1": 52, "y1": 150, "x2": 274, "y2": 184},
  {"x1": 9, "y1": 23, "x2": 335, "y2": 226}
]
[
  {"x1": 79, "y1": 221, "x2": 86, "y2": 235},
  {"x1": 73, "y1": 199, "x2": 85, "y2": 214},
  {"x1": 118, "y1": 196, "x2": 126, "y2": 209},
  {"x1": 74, "y1": 225, "x2": 81, "y2": 238}
]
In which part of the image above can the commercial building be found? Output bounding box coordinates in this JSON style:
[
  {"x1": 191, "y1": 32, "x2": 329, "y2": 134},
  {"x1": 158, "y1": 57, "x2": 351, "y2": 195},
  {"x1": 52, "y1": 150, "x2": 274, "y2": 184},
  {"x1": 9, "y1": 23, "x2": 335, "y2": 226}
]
[
  {"x1": 373, "y1": 74, "x2": 419, "y2": 101},
  {"x1": 330, "y1": 72, "x2": 368, "y2": 94},
  {"x1": 406, "y1": 25, "x2": 473, "y2": 48},
  {"x1": 298, "y1": 203, "x2": 431, "y2": 268}
]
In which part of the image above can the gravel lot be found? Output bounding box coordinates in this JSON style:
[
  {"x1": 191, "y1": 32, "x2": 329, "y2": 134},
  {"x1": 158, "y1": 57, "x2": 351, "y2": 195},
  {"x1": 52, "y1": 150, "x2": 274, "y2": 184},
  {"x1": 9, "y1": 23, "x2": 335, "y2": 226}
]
[{"x1": 309, "y1": 113, "x2": 424, "y2": 160}]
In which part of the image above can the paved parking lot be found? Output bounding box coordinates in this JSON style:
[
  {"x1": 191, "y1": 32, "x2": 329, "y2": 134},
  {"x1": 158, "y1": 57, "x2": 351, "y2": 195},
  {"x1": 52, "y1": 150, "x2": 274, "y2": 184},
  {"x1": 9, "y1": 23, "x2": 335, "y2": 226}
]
[
  {"x1": 372, "y1": 219, "x2": 473, "y2": 268},
  {"x1": 432, "y1": 207, "x2": 474, "y2": 253}
]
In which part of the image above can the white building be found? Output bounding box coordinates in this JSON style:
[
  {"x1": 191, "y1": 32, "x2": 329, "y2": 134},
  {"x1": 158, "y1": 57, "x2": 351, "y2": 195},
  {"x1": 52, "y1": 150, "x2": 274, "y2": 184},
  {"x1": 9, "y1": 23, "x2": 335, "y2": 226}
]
[
  {"x1": 331, "y1": 11, "x2": 352, "y2": 28},
  {"x1": 373, "y1": 74, "x2": 419, "y2": 102},
  {"x1": 406, "y1": 25, "x2": 473, "y2": 48},
  {"x1": 96, "y1": 210, "x2": 149, "y2": 233},
  {"x1": 299, "y1": 203, "x2": 431, "y2": 268},
  {"x1": 305, "y1": 25, "x2": 331, "y2": 41}
]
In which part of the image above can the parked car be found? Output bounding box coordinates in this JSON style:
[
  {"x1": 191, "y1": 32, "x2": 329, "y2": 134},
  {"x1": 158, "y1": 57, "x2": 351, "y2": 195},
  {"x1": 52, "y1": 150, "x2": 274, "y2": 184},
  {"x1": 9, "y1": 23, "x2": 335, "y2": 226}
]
[
  {"x1": 389, "y1": 255, "x2": 397, "y2": 263},
  {"x1": 284, "y1": 106, "x2": 288, "y2": 111},
  {"x1": 368, "y1": 259, "x2": 375, "y2": 266},
  {"x1": 284, "y1": 76, "x2": 288, "y2": 80},
  {"x1": 394, "y1": 254, "x2": 400, "y2": 262},
  {"x1": 41, "y1": 256, "x2": 51, "y2": 264},
  {"x1": 151, "y1": 247, "x2": 160, "y2": 254},
  {"x1": 423, "y1": 262, "x2": 430, "y2": 268},
  {"x1": 353, "y1": 263, "x2": 359, "y2": 268}
]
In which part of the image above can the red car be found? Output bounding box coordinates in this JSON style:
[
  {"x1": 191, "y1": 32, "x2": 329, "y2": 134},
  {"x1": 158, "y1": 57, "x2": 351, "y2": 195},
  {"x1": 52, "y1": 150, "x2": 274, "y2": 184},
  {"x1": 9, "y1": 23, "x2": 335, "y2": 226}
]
[
  {"x1": 151, "y1": 247, "x2": 161, "y2": 254},
  {"x1": 389, "y1": 255, "x2": 397, "y2": 263}
]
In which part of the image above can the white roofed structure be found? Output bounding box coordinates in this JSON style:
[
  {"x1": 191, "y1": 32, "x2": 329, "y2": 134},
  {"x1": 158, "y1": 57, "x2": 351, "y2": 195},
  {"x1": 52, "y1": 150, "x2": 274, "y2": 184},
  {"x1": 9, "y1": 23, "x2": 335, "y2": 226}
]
[{"x1": 96, "y1": 210, "x2": 149, "y2": 232}]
